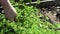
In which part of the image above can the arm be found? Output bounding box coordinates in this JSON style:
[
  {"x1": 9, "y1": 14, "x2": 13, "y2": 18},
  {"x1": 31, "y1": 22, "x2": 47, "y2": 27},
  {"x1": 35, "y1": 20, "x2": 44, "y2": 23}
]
[{"x1": 0, "y1": 0, "x2": 17, "y2": 21}]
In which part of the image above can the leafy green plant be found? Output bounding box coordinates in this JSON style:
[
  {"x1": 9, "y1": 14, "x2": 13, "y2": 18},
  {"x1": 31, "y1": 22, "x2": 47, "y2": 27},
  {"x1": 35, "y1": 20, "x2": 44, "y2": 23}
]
[{"x1": 0, "y1": 0, "x2": 60, "y2": 34}]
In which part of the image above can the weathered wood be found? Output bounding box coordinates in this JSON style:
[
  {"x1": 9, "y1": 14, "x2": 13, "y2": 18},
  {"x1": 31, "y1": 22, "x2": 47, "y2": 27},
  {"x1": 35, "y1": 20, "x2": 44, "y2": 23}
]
[{"x1": 0, "y1": 0, "x2": 60, "y2": 8}]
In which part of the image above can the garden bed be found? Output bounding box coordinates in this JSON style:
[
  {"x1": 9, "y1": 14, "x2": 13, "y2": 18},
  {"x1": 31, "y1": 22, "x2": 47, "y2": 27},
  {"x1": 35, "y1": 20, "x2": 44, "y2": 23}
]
[{"x1": 0, "y1": 0, "x2": 60, "y2": 34}]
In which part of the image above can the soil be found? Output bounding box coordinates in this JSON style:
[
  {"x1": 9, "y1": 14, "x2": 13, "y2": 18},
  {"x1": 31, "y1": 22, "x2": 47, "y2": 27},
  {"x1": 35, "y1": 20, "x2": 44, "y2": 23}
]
[{"x1": 40, "y1": 6, "x2": 60, "y2": 24}]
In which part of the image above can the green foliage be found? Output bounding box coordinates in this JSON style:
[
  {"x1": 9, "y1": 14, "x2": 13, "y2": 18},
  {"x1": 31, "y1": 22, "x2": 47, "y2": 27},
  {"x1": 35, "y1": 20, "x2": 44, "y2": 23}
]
[{"x1": 0, "y1": 0, "x2": 60, "y2": 34}]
